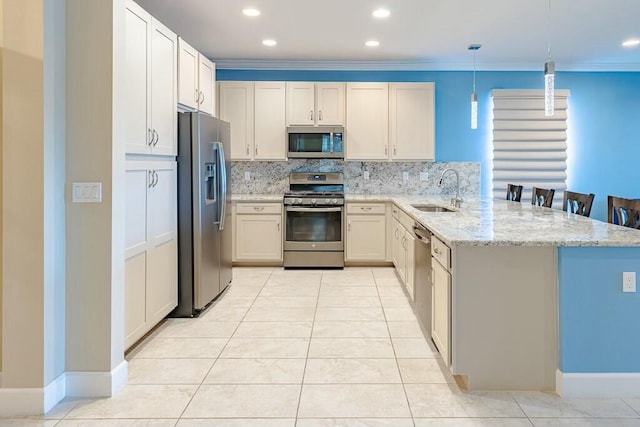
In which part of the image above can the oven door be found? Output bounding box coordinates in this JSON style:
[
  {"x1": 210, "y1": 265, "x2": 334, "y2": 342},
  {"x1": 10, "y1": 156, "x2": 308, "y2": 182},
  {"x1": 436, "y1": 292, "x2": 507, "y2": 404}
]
[{"x1": 284, "y1": 206, "x2": 344, "y2": 251}]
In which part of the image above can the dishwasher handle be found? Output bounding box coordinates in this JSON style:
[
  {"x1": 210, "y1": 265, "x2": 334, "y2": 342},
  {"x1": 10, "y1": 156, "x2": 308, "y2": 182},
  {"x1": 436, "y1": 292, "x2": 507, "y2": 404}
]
[{"x1": 413, "y1": 223, "x2": 431, "y2": 242}]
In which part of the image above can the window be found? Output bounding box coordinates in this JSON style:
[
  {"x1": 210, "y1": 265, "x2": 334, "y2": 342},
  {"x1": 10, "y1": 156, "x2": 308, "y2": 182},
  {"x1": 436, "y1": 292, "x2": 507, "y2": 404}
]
[{"x1": 491, "y1": 89, "x2": 570, "y2": 207}]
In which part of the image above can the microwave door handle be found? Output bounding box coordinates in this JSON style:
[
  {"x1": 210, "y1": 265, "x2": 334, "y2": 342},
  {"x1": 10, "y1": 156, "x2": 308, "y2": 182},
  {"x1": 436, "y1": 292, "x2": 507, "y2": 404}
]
[{"x1": 330, "y1": 132, "x2": 334, "y2": 153}]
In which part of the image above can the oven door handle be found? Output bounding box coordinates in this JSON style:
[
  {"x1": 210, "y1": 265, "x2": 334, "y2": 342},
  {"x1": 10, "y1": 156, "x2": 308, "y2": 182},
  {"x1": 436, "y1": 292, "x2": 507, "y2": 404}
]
[{"x1": 286, "y1": 206, "x2": 343, "y2": 213}]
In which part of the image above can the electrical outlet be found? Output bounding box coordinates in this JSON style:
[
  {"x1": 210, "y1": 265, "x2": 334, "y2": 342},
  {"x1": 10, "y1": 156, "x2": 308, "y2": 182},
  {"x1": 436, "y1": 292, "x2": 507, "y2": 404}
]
[
  {"x1": 72, "y1": 182, "x2": 102, "y2": 203},
  {"x1": 403, "y1": 171, "x2": 409, "y2": 181},
  {"x1": 363, "y1": 171, "x2": 370, "y2": 180},
  {"x1": 420, "y1": 172, "x2": 429, "y2": 181},
  {"x1": 623, "y1": 272, "x2": 636, "y2": 293},
  {"x1": 244, "y1": 171, "x2": 251, "y2": 180}
]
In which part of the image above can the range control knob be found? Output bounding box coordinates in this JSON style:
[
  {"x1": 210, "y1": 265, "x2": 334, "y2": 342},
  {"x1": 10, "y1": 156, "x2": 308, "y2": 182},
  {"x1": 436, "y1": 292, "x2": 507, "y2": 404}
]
[
  {"x1": 332, "y1": 199, "x2": 337, "y2": 204},
  {"x1": 311, "y1": 198, "x2": 317, "y2": 204},
  {"x1": 325, "y1": 198, "x2": 330, "y2": 204},
  {"x1": 296, "y1": 198, "x2": 303, "y2": 204}
]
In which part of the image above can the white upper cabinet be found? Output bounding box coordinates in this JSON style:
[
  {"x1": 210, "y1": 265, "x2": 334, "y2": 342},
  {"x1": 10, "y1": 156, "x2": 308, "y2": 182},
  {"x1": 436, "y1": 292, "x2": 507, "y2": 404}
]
[
  {"x1": 125, "y1": 0, "x2": 177, "y2": 156},
  {"x1": 218, "y1": 81, "x2": 286, "y2": 161},
  {"x1": 286, "y1": 82, "x2": 345, "y2": 126},
  {"x1": 254, "y1": 82, "x2": 286, "y2": 160},
  {"x1": 346, "y1": 82, "x2": 389, "y2": 160},
  {"x1": 390, "y1": 83, "x2": 435, "y2": 161},
  {"x1": 218, "y1": 81, "x2": 255, "y2": 160},
  {"x1": 177, "y1": 37, "x2": 216, "y2": 116}
]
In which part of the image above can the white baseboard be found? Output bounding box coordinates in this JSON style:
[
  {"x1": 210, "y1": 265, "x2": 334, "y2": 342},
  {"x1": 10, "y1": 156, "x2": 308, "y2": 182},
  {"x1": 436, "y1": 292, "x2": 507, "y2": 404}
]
[
  {"x1": 65, "y1": 360, "x2": 128, "y2": 397},
  {"x1": 557, "y1": 369, "x2": 640, "y2": 398},
  {"x1": 0, "y1": 372, "x2": 65, "y2": 417}
]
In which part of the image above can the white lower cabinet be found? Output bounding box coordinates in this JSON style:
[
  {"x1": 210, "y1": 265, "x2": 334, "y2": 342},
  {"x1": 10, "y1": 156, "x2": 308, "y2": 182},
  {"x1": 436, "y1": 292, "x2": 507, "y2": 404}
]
[
  {"x1": 125, "y1": 160, "x2": 177, "y2": 350},
  {"x1": 390, "y1": 204, "x2": 415, "y2": 300},
  {"x1": 345, "y1": 203, "x2": 386, "y2": 262},
  {"x1": 431, "y1": 235, "x2": 452, "y2": 366},
  {"x1": 234, "y1": 203, "x2": 282, "y2": 262}
]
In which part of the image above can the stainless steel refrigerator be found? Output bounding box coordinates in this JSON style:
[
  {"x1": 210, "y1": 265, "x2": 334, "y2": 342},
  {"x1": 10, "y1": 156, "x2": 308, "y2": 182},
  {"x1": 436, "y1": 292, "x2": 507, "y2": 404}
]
[{"x1": 173, "y1": 112, "x2": 232, "y2": 317}]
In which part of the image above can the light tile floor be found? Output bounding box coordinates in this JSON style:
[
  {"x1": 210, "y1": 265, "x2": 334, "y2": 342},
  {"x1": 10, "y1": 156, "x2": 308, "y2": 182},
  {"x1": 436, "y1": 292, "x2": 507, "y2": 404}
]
[{"x1": 6, "y1": 267, "x2": 640, "y2": 426}]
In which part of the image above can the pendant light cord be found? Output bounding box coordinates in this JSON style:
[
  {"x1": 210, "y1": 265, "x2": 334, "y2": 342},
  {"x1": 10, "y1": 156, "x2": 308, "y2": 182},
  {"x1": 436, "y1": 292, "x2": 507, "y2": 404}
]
[
  {"x1": 472, "y1": 50, "x2": 477, "y2": 93},
  {"x1": 547, "y1": 0, "x2": 552, "y2": 60}
]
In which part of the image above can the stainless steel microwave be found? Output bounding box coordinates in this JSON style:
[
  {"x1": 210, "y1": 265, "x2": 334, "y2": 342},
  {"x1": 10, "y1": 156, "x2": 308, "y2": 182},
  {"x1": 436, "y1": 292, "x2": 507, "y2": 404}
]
[{"x1": 287, "y1": 126, "x2": 344, "y2": 159}]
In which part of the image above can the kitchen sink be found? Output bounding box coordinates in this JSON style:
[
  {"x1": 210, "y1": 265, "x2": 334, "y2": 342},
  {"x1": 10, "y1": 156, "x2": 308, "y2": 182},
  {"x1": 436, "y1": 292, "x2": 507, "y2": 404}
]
[{"x1": 410, "y1": 204, "x2": 455, "y2": 213}]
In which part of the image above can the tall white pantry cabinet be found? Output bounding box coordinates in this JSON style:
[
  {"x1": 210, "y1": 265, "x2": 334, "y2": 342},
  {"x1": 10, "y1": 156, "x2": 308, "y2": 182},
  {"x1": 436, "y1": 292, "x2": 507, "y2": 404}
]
[{"x1": 124, "y1": 0, "x2": 178, "y2": 349}]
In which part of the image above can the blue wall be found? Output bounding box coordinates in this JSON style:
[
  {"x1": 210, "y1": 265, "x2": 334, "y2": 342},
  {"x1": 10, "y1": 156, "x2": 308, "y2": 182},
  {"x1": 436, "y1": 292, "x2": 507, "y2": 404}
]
[
  {"x1": 218, "y1": 69, "x2": 640, "y2": 221},
  {"x1": 558, "y1": 247, "x2": 640, "y2": 372}
]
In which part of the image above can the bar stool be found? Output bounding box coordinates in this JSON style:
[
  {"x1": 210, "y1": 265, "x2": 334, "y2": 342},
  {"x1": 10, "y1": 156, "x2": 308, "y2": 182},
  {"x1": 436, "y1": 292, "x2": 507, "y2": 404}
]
[
  {"x1": 563, "y1": 190, "x2": 595, "y2": 217},
  {"x1": 506, "y1": 184, "x2": 523, "y2": 202},
  {"x1": 531, "y1": 187, "x2": 555, "y2": 208},
  {"x1": 608, "y1": 195, "x2": 640, "y2": 229}
]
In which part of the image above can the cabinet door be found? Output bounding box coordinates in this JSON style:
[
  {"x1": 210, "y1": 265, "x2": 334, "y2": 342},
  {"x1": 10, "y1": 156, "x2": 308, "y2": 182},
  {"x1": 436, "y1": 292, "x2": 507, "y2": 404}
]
[
  {"x1": 124, "y1": 2, "x2": 151, "y2": 154},
  {"x1": 390, "y1": 83, "x2": 435, "y2": 160},
  {"x1": 236, "y1": 214, "x2": 282, "y2": 261},
  {"x1": 198, "y1": 54, "x2": 215, "y2": 116},
  {"x1": 254, "y1": 82, "x2": 286, "y2": 160},
  {"x1": 146, "y1": 162, "x2": 178, "y2": 323},
  {"x1": 125, "y1": 164, "x2": 149, "y2": 254},
  {"x1": 219, "y1": 82, "x2": 254, "y2": 160},
  {"x1": 346, "y1": 214, "x2": 386, "y2": 261},
  {"x1": 316, "y1": 83, "x2": 345, "y2": 125},
  {"x1": 286, "y1": 82, "x2": 315, "y2": 125},
  {"x1": 125, "y1": 252, "x2": 147, "y2": 348},
  {"x1": 391, "y1": 217, "x2": 401, "y2": 269},
  {"x1": 150, "y1": 20, "x2": 177, "y2": 155},
  {"x1": 346, "y1": 83, "x2": 389, "y2": 160},
  {"x1": 177, "y1": 38, "x2": 198, "y2": 110},
  {"x1": 432, "y1": 259, "x2": 451, "y2": 366}
]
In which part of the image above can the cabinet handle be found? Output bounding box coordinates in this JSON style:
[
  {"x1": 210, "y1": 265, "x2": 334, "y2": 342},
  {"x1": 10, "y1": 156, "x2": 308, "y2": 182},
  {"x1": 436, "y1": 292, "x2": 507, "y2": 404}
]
[
  {"x1": 255, "y1": 145, "x2": 258, "y2": 156},
  {"x1": 393, "y1": 145, "x2": 397, "y2": 156},
  {"x1": 434, "y1": 247, "x2": 441, "y2": 255},
  {"x1": 246, "y1": 144, "x2": 250, "y2": 155},
  {"x1": 148, "y1": 170, "x2": 154, "y2": 188},
  {"x1": 152, "y1": 129, "x2": 159, "y2": 147},
  {"x1": 153, "y1": 170, "x2": 159, "y2": 187},
  {"x1": 318, "y1": 110, "x2": 323, "y2": 121},
  {"x1": 348, "y1": 221, "x2": 351, "y2": 232},
  {"x1": 310, "y1": 110, "x2": 314, "y2": 121},
  {"x1": 253, "y1": 206, "x2": 264, "y2": 211},
  {"x1": 384, "y1": 145, "x2": 388, "y2": 156},
  {"x1": 199, "y1": 91, "x2": 205, "y2": 104},
  {"x1": 147, "y1": 128, "x2": 153, "y2": 146},
  {"x1": 195, "y1": 88, "x2": 199, "y2": 103},
  {"x1": 277, "y1": 222, "x2": 280, "y2": 231},
  {"x1": 360, "y1": 206, "x2": 372, "y2": 211}
]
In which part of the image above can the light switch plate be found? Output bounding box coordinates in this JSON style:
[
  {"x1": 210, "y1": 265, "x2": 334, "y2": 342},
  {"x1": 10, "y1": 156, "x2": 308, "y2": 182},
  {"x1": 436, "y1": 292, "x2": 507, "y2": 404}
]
[
  {"x1": 420, "y1": 172, "x2": 429, "y2": 181},
  {"x1": 623, "y1": 272, "x2": 636, "y2": 293},
  {"x1": 244, "y1": 171, "x2": 251, "y2": 180},
  {"x1": 72, "y1": 182, "x2": 102, "y2": 203},
  {"x1": 403, "y1": 171, "x2": 409, "y2": 181},
  {"x1": 363, "y1": 171, "x2": 370, "y2": 180}
]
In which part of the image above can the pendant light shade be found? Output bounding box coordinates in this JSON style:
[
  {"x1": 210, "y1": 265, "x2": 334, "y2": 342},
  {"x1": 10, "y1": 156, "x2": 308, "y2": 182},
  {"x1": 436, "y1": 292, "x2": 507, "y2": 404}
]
[
  {"x1": 468, "y1": 44, "x2": 481, "y2": 130},
  {"x1": 544, "y1": 0, "x2": 555, "y2": 116}
]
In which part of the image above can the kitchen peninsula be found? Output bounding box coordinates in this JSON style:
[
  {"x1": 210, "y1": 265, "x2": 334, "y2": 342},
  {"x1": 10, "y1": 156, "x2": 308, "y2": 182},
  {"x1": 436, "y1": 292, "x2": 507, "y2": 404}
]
[{"x1": 349, "y1": 194, "x2": 640, "y2": 396}]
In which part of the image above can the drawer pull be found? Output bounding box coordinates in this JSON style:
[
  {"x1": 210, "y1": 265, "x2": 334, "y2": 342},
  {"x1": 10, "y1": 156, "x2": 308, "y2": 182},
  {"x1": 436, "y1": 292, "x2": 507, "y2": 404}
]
[
  {"x1": 361, "y1": 206, "x2": 372, "y2": 211},
  {"x1": 434, "y1": 247, "x2": 441, "y2": 255},
  {"x1": 253, "y1": 206, "x2": 264, "y2": 211}
]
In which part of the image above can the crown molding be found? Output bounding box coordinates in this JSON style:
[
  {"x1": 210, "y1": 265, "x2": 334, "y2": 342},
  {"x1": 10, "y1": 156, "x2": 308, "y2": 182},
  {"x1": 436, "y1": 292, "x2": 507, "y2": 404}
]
[{"x1": 214, "y1": 59, "x2": 640, "y2": 72}]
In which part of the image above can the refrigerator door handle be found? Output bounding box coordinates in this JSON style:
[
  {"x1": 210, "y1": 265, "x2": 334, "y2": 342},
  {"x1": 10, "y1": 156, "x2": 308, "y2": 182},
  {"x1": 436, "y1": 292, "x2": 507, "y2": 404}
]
[{"x1": 218, "y1": 142, "x2": 227, "y2": 231}]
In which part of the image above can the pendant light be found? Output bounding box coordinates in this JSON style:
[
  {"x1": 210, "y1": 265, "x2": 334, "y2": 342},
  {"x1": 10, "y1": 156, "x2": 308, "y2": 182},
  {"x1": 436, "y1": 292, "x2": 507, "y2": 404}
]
[
  {"x1": 468, "y1": 44, "x2": 481, "y2": 130},
  {"x1": 544, "y1": 0, "x2": 555, "y2": 116}
]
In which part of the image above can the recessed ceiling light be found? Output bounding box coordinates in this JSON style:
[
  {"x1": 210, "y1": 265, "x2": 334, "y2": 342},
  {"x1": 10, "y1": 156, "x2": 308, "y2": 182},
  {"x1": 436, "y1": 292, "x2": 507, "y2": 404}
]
[
  {"x1": 262, "y1": 39, "x2": 277, "y2": 47},
  {"x1": 242, "y1": 8, "x2": 261, "y2": 17},
  {"x1": 622, "y1": 38, "x2": 640, "y2": 47},
  {"x1": 365, "y1": 40, "x2": 380, "y2": 47},
  {"x1": 372, "y1": 8, "x2": 390, "y2": 18}
]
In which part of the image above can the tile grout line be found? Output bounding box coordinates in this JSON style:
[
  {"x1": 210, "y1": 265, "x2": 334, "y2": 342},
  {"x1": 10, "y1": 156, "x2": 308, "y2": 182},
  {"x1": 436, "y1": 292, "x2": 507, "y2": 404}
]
[
  {"x1": 174, "y1": 268, "x2": 274, "y2": 421},
  {"x1": 373, "y1": 268, "x2": 417, "y2": 427},
  {"x1": 294, "y1": 270, "x2": 323, "y2": 424}
]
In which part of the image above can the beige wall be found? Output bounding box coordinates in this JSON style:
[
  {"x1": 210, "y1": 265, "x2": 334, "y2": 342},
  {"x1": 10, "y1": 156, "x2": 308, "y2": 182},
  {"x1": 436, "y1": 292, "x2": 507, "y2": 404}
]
[{"x1": 2, "y1": 0, "x2": 46, "y2": 387}]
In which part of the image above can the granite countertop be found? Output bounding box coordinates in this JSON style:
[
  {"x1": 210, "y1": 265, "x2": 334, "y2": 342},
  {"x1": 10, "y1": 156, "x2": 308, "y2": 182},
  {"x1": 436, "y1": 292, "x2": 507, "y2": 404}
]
[
  {"x1": 232, "y1": 194, "x2": 283, "y2": 202},
  {"x1": 347, "y1": 194, "x2": 640, "y2": 247}
]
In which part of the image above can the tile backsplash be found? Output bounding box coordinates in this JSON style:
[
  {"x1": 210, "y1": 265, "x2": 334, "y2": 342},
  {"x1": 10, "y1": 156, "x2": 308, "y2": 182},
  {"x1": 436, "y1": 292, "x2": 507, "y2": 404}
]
[{"x1": 231, "y1": 160, "x2": 480, "y2": 196}]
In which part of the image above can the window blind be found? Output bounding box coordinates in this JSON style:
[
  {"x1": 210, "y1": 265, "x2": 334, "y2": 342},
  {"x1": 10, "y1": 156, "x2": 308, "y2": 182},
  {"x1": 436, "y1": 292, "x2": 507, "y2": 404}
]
[{"x1": 491, "y1": 89, "x2": 570, "y2": 207}]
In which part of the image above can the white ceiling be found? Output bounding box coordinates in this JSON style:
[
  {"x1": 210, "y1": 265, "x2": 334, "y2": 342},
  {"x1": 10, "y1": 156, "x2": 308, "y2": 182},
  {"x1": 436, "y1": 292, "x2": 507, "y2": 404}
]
[{"x1": 136, "y1": 0, "x2": 640, "y2": 71}]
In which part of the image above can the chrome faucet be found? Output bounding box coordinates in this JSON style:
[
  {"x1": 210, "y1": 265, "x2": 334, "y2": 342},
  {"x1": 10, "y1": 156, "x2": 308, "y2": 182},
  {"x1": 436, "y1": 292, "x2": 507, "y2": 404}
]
[{"x1": 437, "y1": 168, "x2": 462, "y2": 208}]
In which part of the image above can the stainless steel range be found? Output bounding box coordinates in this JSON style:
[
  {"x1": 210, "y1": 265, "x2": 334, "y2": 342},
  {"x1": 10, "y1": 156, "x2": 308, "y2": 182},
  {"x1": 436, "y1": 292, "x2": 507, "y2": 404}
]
[{"x1": 283, "y1": 172, "x2": 344, "y2": 268}]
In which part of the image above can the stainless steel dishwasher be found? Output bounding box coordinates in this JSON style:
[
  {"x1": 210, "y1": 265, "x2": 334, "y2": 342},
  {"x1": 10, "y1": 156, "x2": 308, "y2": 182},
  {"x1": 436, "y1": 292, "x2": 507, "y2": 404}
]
[{"x1": 412, "y1": 222, "x2": 432, "y2": 335}]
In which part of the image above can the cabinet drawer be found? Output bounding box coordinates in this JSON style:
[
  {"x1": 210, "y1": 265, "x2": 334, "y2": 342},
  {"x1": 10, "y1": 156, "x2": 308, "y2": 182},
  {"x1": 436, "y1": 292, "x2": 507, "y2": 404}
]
[
  {"x1": 347, "y1": 203, "x2": 386, "y2": 215},
  {"x1": 236, "y1": 202, "x2": 282, "y2": 214},
  {"x1": 397, "y1": 208, "x2": 414, "y2": 231},
  {"x1": 431, "y1": 235, "x2": 451, "y2": 270}
]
